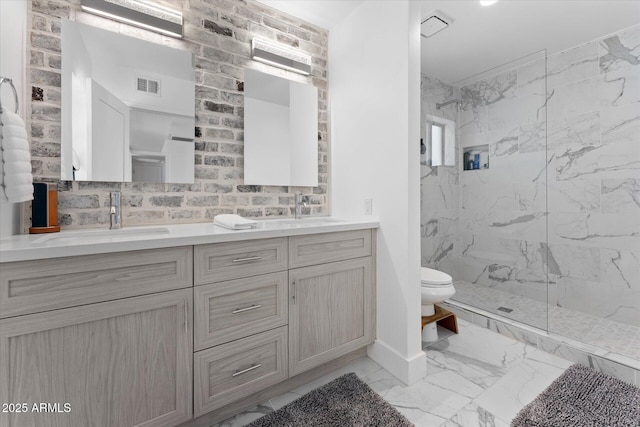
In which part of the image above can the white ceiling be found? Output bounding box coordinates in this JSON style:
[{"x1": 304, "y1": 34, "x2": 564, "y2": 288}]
[
  {"x1": 419, "y1": 0, "x2": 640, "y2": 85},
  {"x1": 256, "y1": 0, "x2": 640, "y2": 85}
]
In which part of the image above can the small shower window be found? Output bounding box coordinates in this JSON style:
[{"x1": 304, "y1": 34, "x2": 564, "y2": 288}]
[
  {"x1": 428, "y1": 122, "x2": 445, "y2": 166},
  {"x1": 424, "y1": 115, "x2": 455, "y2": 167}
]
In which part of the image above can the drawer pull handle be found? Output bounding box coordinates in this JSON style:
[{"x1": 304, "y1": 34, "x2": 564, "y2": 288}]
[
  {"x1": 232, "y1": 364, "x2": 262, "y2": 377},
  {"x1": 232, "y1": 256, "x2": 262, "y2": 263},
  {"x1": 232, "y1": 304, "x2": 262, "y2": 314}
]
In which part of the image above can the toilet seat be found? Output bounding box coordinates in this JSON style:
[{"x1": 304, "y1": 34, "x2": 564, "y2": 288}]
[{"x1": 421, "y1": 267, "x2": 452, "y2": 287}]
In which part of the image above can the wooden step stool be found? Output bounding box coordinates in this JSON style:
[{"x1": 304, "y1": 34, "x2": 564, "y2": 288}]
[{"x1": 421, "y1": 305, "x2": 459, "y2": 335}]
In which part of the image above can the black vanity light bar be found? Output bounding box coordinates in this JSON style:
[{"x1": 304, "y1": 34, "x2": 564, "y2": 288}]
[
  {"x1": 251, "y1": 38, "x2": 312, "y2": 75},
  {"x1": 80, "y1": 0, "x2": 183, "y2": 38}
]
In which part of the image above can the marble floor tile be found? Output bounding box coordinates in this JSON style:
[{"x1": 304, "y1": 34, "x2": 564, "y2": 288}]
[
  {"x1": 286, "y1": 356, "x2": 384, "y2": 397},
  {"x1": 381, "y1": 378, "x2": 473, "y2": 423},
  {"x1": 472, "y1": 352, "x2": 570, "y2": 423},
  {"x1": 425, "y1": 338, "x2": 519, "y2": 391},
  {"x1": 441, "y1": 402, "x2": 511, "y2": 427},
  {"x1": 212, "y1": 404, "x2": 274, "y2": 427},
  {"x1": 211, "y1": 321, "x2": 570, "y2": 427}
]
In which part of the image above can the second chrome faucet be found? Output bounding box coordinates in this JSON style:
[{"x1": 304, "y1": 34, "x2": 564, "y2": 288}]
[
  {"x1": 110, "y1": 191, "x2": 122, "y2": 229},
  {"x1": 294, "y1": 192, "x2": 308, "y2": 219}
]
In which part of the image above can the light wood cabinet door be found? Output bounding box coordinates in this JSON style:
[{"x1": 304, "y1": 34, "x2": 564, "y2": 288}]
[
  {"x1": 0, "y1": 289, "x2": 193, "y2": 427},
  {"x1": 288, "y1": 257, "x2": 375, "y2": 376}
]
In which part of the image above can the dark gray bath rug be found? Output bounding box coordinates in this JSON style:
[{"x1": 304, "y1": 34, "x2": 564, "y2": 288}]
[
  {"x1": 512, "y1": 364, "x2": 640, "y2": 427},
  {"x1": 246, "y1": 372, "x2": 413, "y2": 427}
]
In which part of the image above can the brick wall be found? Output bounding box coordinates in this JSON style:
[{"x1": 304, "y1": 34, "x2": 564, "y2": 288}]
[{"x1": 28, "y1": 0, "x2": 329, "y2": 229}]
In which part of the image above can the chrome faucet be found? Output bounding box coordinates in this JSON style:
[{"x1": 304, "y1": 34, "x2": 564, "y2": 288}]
[
  {"x1": 110, "y1": 191, "x2": 122, "y2": 229},
  {"x1": 294, "y1": 192, "x2": 307, "y2": 219}
]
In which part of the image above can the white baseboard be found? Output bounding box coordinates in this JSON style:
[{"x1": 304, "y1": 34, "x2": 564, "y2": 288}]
[{"x1": 367, "y1": 340, "x2": 427, "y2": 385}]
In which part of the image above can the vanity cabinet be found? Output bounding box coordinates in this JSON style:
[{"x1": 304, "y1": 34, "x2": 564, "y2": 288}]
[
  {"x1": 0, "y1": 226, "x2": 377, "y2": 426},
  {"x1": 191, "y1": 229, "x2": 375, "y2": 420},
  {"x1": 0, "y1": 289, "x2": 193, "y2": 427}
]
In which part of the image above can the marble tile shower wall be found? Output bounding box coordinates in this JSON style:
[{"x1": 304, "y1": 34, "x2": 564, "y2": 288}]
[
  {"x1": 28, "y1": 0, "x2": 328, "y2": 229},
  {"x1": 457, "y1": 25, "x2": 640, "y2": 328},
  {"x1": 420, "y1": 74, "x2": 461, "y2": 276}
]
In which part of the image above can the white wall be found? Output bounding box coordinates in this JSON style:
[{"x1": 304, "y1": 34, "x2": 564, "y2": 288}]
[
  {"x1": 329, "y1": 0, "x2": 425, "y2": 384},
  {"x1": 0, "y1": 0, "x2": 28, "y2": 237}
]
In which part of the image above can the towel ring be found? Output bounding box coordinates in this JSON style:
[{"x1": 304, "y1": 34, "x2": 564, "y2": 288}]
[{"x1": 0, "y1": 76, "x2": 19, "y2": 114}]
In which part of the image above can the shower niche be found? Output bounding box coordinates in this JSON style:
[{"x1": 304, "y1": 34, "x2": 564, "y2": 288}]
[{"x1": 463, "y1": 144, "x2": 489, "y2": 171}]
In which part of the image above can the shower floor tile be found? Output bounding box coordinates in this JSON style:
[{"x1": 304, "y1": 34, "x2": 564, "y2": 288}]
[{"x1": 452, "y1": 281, "x2": 640, "y2": 361}]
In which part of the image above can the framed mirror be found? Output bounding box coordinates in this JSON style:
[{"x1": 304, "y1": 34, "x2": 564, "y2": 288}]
[
  {"x1": 244, "y1": 68, "x2": 318, "y2": 186},
  {"x1": 61, "y1": 20, "x2": 195, "y2": 183}
]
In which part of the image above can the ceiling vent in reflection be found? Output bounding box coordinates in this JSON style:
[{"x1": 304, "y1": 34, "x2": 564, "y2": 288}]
[
  {"x1": 136, "y1": 76, "x2": 160, "y2": 95},
  {"x1": 421, "y1": 11, "x2": 453, "y2": 38}
]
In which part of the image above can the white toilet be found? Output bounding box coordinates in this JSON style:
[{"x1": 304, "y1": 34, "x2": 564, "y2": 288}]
[
  {"x1": 421, "y1": 267, "x2": 455, "y2": 316},
  {"x1": 421, "y1": 267, "x2": 455, "y2": 341}
]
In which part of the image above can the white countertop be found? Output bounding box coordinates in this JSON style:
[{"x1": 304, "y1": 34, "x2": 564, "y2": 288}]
[{"x1": 0, "y1": 217, "x2": 379, "y2": 263}]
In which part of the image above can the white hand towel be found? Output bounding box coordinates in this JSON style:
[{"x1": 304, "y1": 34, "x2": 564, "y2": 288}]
[
  {"x1": 5, "y1": 184, "x2": 34, "y2": 202},
  {"x1": 213, "y1": 214, "x2": 258, "y2": 230},
  {"x1": 1, "y1": 135, "x2": 29, "y2": 150},
  {"x1": 1, "y1": 123, "x2": 28, "y2": 140},
  {"x1": 5, "y1": 172, "x2": 33, "y2": 186},
  {"x1": 0, "y1": 109, "x2": 24, "y2": 126},
  {"x1": 1, "y1": 109, "x2": 34, "y2": 203},
  {"x1": 0, "y1": 157, "x2": 5, "y2": 201},
  {"x1": 2, "y1": 148, "x2": 31, "y2": 163},
  {"x1": 3, "y1": 160, "x2": 31, "y2": 175}
]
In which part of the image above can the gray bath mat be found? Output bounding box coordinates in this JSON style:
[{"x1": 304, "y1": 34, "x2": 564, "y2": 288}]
[
  {"x1": 511, "y1": 364, "x2": 640, "y2": 427},
  {"x1": 246, "y1": 372, "x2": 413, "y2": 427}
]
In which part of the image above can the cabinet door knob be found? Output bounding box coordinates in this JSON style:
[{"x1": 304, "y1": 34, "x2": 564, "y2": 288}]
[
  {"x1": 291, "y1": 280, "x2": 296, "y2": 303},
  {"x1": 184, "y1": 299, "x2": 188, "y2": 334},
  {"x1": 232, "y1": 364, "x2": 262, "y2": 377}
]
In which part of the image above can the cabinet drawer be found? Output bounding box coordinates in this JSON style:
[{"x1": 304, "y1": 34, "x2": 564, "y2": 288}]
[
  {"x1": 195, "y1": 238, "x2": 287, "y2": 285},
  {"x1": 289, "y1": 230, "x2": 372, "y2": 268},
  {"x1": 194, "y1": 326, "x2": 287, "y2": 416},
  {"x1": 194, "y1": 272, "x2": 288, "y2": 351},
  {"x1": 0, "y1": 246, "x2": 193, "y2": 318}
]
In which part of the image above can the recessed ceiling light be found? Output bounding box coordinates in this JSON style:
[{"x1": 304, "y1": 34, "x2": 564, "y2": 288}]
[{"x1": 480, "y1": 0, "x2": 499, "y2": 6}]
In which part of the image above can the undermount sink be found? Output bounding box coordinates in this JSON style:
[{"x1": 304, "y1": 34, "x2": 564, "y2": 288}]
[
  {"x1": 31, "y1": 227, "x2": 170, "y2": 244},
  {"x1": 260, "y1": 217, "x2": 343, "y2": 228}
]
